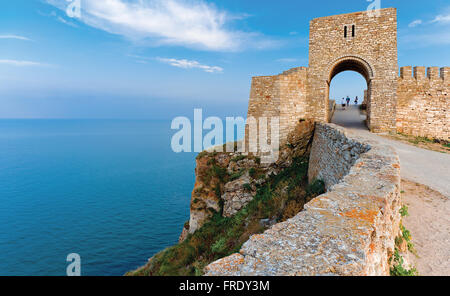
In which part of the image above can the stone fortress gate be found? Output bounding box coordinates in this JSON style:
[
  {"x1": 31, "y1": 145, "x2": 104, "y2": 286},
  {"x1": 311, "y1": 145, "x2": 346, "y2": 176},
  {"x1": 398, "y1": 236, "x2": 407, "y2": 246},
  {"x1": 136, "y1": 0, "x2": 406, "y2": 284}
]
[{"x1": 245, "y1": 8, "x2": 449, "y2": 149}]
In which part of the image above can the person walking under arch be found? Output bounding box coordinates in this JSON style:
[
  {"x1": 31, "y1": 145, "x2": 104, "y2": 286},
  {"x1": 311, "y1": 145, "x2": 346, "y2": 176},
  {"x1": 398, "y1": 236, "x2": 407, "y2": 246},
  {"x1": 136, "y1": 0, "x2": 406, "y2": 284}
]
[
  {"x1": 354, "y1": 96, "x2": 359, "y2": 105},
  {"x1": 346, "y1": 96, "x2": 351, "y2": 107}
]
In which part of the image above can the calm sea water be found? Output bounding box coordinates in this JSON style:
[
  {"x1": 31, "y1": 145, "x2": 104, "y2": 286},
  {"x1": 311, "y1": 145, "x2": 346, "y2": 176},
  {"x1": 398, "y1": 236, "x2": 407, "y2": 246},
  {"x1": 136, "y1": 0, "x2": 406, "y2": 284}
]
[{"x1": 0, "y1": 120, "x2": 197, "y2": 276}]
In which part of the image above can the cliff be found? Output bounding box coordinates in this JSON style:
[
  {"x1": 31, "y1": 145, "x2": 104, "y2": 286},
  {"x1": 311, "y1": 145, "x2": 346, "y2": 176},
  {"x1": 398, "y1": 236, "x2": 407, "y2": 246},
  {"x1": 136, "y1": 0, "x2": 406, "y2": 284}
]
[{"x1": 128, "y1": 119, "x2": 321, "y2": 276}]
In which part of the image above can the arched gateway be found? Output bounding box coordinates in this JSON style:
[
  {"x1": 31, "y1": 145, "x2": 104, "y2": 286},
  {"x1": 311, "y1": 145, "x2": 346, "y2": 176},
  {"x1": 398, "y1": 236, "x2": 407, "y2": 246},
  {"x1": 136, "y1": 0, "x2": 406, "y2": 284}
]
[
  {"x1": 307, "y1": 8, "x2": 398, "y2": 133},
  {"x1": 245, "y1": 7, "x2": 448, "y2": 149}
]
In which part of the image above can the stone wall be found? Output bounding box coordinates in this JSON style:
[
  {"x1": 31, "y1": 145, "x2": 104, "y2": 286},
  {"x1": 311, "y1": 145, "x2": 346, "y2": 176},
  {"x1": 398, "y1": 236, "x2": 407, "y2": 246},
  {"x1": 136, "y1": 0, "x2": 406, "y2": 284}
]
[
  {"x1": 396, "y1": 66, "x2": 449, "y2": 141},
  {"x1": 245, "y1": 67, "x2": 309, "y2": 149},
  {"x1": 205, "y1": 123, "x2": 402, "y2": 276},
  {"x1": 308, "y1": 124, "x2": 371, "y2": 190}
]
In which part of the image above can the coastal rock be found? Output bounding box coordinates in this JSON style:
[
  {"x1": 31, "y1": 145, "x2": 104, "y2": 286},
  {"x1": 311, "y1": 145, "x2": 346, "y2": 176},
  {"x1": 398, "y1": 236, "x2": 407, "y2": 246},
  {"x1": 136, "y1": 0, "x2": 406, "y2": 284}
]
[
  {"x1": 222, "y1": 172, "x2": 256, "y2": 217},
  {"x1": 180, "y1": 119, "x2": 315, "y2": 239}
]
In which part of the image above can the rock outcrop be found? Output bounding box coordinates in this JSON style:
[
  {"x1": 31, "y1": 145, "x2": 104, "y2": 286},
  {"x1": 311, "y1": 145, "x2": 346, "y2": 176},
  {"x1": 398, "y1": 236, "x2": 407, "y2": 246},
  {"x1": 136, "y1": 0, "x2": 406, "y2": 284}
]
[{"x1": 180, "y1": 119, "x2": 315, "y2": 241}]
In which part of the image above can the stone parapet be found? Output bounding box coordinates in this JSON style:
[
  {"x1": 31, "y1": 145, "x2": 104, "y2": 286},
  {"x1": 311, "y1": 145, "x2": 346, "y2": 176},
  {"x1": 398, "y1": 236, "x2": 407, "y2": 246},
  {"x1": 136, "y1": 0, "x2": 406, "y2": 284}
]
[{"x1": 205, "y1": 123, "x2": 401, "y2": 276}]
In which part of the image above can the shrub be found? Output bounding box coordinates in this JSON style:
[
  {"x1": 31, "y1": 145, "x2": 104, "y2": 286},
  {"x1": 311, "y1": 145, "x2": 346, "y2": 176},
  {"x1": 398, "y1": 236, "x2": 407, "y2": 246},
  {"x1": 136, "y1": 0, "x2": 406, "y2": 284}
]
[
  {"x1": 211, "y1": 237, "x2": 227, "y2": 254},
  {"x1": 306, "y1": 179, "x2": 326, "y2": 197},
  {"x1": 231, "y1": 155, "x2": 246, "y2": 162},
  {"x1": 229, "y1": 169, "x2": 245, "y2": 181},
  {"x1": 400, "y1": 205, "x2": 409, "y2": 217},
  {"x1": 243, "y1": 183, "x2": 252, "y2": 192},
  {"x1": 390, "y1": 249, "x2": 418, "y2": 276}
]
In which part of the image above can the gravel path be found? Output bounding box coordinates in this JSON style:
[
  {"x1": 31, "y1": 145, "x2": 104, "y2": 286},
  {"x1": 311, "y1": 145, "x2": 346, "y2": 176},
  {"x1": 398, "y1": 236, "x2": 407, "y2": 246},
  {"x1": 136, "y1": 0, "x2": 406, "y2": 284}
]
[
  {"x1": 401, "y1": 180, "x2": 450, "y2": 276},
  {"x1": 332, "y1": 105, "x2": 450, "y2": 197}
]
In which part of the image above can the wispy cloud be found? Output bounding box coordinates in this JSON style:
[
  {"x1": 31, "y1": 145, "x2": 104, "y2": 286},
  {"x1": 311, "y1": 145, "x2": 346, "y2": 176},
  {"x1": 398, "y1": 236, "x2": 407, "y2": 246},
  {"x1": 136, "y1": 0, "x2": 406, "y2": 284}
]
[
  {"x1": 156, "y1": 58, "x2": 223, "y2": 73},
  {"x1": 57, "y1": 16, "x2": 79, "y2": 28},
  {"x1": 45, "y1": 0, "x2": 276, "y2": 51},
  {"x1": 0, "y1": 59, "x2": 52, "y2": 67},
  {"x1": 431, "y1": 13, "x2": 450, "y2": 24},
  {"x1": 408, "y1": 8, "x2": 450, "y2": 28},
  {"x1": 0, "y1": 35, "x2": 32, "y2": 41},
  {"x1": 408, "y1": 20, "x2": 422, "y2": 28}
]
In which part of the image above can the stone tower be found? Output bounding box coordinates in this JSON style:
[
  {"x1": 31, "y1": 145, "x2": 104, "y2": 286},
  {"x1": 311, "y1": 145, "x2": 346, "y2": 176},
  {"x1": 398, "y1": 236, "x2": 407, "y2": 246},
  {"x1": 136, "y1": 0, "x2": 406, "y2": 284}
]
[{"x1": 307, "y1": 8, "x2": 398, "y2": 132}]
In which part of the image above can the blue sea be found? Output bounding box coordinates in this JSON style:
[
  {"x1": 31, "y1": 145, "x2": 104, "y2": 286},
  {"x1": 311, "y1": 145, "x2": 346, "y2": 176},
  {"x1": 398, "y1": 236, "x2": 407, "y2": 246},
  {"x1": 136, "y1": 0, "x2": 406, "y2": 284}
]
[{"x1": 0, "y1": 120, "x2": 198, "y2": 276}]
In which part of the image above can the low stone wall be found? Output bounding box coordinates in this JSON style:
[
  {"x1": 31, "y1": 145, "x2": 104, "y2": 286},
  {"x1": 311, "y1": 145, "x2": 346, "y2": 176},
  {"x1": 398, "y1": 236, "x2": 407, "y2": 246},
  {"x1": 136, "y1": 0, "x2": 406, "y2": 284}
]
[
  {"x1": 205, "y1": 123, "x2": 401, "y2": 276},
  {"x1": 308, "y1": 123, "x2": 371, "y2": 190}
]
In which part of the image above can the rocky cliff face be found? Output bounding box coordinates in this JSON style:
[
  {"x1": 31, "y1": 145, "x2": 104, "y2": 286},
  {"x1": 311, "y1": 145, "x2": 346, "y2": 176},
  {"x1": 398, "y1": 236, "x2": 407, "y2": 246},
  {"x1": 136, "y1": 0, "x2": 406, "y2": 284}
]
[
  {"x1": 179, "y1": 119, "x2": 316, "y2": 242},
  {"x1": 128, "y1": 119, "x2": 319, "y2": 276}
]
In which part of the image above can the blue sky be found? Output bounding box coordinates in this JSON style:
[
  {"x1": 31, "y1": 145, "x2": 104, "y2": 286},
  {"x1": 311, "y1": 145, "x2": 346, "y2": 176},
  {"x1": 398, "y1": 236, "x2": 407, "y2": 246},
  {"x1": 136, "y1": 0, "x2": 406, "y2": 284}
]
[{"x1": 0, "y1": 0, "x2": 449, "y2": 119}]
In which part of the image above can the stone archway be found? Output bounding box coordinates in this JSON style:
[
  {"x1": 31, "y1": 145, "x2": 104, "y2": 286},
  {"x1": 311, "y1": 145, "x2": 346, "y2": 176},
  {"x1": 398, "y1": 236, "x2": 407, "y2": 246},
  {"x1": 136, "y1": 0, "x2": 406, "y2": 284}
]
[
  {"x1": 325, "y1": 56, "x2": 374, "y2": 128},
  {"x1": 307, "y1": 8, "x2": 398, "y2": 133}
]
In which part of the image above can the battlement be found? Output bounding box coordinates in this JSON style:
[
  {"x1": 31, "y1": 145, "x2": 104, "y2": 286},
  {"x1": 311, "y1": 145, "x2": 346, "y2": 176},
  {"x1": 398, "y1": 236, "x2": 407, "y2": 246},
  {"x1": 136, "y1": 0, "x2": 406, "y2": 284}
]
[
  {"x1": 414, "y1": 66, "x2": 426, "y2": 80},
  {"x1": 400, "y1": 66, "x2": 412, "y2": 79},
  {"x1": 441, "y1": 67, "x2": 450, "y2": 83},
  {"x1": 400, "y1": 66, "x2": 449, "y2": 82}
]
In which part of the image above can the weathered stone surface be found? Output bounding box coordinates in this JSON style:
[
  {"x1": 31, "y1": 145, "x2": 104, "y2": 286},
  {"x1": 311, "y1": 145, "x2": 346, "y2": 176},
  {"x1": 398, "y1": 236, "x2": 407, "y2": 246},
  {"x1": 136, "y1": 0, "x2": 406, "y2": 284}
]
[
  {"x1": 178, "y1": 223, "x2": 189, "y2": 243},
  {"x1": 187, "y1": 154, "x2": 231, "y2": 236},
  {"x1": 222, "y1": 172, "x2": 255, "y2": 217},
  {"x1": 205, "y1": 123, "x2": 401, "y2": 276},
  {"x1": 308, "y1": 123, "x2": 371, "y2": 190}
]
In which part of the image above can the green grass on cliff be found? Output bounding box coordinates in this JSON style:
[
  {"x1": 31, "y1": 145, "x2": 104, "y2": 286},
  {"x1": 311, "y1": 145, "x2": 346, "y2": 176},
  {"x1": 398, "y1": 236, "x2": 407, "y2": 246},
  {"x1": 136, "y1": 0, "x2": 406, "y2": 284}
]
[{"x1": 127, "y1": 157, "x2": 325, "y2": 276}]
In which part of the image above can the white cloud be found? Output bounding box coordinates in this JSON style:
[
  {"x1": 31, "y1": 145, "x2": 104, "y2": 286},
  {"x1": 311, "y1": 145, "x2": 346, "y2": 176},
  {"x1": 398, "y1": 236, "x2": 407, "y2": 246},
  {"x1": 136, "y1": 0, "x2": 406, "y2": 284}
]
[
  {"x1": 408, "y1": 20, "x2": 422, "y2": 28},
  {"x1": 45, "y1": 0, "x2": 275, "y2": 51},
  {"x1": 0, "y1": 35, "x2": 32, "y2": 41},
  {"x1": 156, "y1": 57, "x2": 223, "y2": 73},
  {"x1": 0, "y1": 59, "x2": 51, "y2": 67},
  {"x1": 431, "y1": 13, "x2": 450, "y2": 24}
]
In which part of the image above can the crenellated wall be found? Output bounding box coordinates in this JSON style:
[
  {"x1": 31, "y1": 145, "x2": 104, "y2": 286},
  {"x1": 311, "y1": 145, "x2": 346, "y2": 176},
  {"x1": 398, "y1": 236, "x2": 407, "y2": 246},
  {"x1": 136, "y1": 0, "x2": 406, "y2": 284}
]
[
  {"x1": 397, "y1": 66, "x2": 449, "y2": 141},
  {"x1": 205, "y1": 123, "x2": 402, "y2": 276}
]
